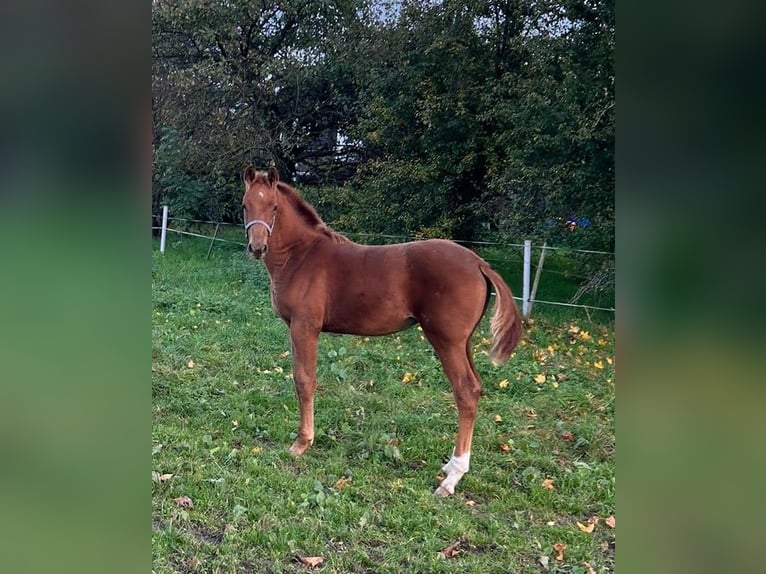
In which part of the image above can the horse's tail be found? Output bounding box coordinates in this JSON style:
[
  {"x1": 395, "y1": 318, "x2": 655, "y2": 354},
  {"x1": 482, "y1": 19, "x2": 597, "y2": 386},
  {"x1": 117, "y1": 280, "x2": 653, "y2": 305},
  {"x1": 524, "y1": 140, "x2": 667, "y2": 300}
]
[{"x1": 480, "y1": 262, "x2": 523, "y2": 365}]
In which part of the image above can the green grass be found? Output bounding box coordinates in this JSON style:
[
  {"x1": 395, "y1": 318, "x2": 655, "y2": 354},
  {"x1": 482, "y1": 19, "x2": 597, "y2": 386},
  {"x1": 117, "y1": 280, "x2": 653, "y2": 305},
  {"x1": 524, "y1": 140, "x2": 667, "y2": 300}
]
[{"x1": 152, "y1": 236, "x2": 615, "y2": 573}]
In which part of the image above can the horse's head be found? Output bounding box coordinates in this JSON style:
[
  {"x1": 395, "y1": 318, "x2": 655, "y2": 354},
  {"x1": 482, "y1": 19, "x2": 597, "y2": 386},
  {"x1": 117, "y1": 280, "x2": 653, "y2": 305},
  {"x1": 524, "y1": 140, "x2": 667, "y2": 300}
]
[{"x1": 242, "y1": 165, "x2": 279, "y2": 258}]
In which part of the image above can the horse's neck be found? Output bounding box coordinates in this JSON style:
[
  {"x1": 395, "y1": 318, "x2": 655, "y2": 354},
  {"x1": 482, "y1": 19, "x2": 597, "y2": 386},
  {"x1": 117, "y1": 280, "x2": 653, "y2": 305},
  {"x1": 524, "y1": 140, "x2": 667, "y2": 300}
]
[{"x1": 263, "y1": 209, "x2": 322, "y2": 277}]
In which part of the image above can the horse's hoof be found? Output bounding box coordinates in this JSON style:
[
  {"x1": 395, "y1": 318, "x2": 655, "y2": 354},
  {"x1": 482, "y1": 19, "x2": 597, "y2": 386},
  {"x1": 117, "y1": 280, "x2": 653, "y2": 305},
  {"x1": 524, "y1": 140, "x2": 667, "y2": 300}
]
[
  {"x1": 434, "y1": 484, "x2": 453, "y2": 497},
  {"x1": 288, "y1": 438, "x2": 312, "y2": 457}
]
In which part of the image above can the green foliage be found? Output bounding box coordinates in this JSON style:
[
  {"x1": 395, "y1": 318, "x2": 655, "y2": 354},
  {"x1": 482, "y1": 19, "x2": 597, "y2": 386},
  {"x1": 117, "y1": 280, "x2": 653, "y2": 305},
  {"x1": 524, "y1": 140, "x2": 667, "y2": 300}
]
[{"x1": 153, "y1": 0, "x2": 614, "y2": 248}]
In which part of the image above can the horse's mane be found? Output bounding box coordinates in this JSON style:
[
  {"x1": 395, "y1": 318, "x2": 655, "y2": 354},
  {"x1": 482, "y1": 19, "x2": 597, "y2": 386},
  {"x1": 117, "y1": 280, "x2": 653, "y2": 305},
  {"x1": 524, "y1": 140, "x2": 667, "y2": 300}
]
[{"x1": 276, "y1": 180, "x2": 349, "y2": 245}]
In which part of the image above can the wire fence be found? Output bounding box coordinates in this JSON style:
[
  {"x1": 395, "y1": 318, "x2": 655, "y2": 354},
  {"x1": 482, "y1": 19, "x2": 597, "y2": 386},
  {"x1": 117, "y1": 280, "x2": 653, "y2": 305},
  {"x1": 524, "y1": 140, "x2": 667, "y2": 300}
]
[{"x1": 152, "y1": 211, "x2": 614, "y2": 316}]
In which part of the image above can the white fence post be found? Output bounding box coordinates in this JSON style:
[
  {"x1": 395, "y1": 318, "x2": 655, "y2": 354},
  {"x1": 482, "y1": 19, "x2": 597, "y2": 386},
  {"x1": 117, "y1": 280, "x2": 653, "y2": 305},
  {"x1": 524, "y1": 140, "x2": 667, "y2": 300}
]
[
  {"x1": 522, "y1": 239, "x2": 531, "y2": 317},
  {"x1": 160, "y1": 205, "x2": 168, "y2": 254}
]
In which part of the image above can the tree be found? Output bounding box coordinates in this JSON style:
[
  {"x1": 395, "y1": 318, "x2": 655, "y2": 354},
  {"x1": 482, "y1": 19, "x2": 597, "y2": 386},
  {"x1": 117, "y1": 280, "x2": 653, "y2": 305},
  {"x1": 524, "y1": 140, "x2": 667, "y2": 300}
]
[{"x1": 152, "y1": 0, "x2": 614, "y2": 251}]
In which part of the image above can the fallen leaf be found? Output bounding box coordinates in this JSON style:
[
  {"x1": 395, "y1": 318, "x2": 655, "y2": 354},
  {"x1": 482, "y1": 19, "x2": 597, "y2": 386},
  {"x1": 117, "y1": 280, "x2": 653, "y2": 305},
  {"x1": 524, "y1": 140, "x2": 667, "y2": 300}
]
[
  {"x1": 555, "y1": 373, "x2": 567, "y2": 382},
  {"x1": 465, "y1": 500, "x2": 476, "y2": 507},
  {"x1": 335, "y1": 476, "x2": 352, "y2": 490},
  {"x1": 606, "y1": 357, "x2": 613, "y2": 365},
  {"x1": 534, "y1": 373, "x2": 546, "y2": 384},
  {"x1": 582, "y1": 561, "x2": 596, "y2": 574},
  {"x1": 499, "y1": 443, "x2": 511, "y2": 453},
  {"x1": 577, "y1": 521, "x2": 595, "y2": 533},
  {"x1": 578, "y1": 331, "x2": 592, "y2": 341},
  {"x1": 494, "y1": 414, "x2": 503, "y2": 423},
  {"x1": 184, "y1": 556, "x2": 200, "y2": 569},
  {"x1": 541, "y1": 478, "x2": 555, "y2": 490},
  {"x1": 539, "y1": 555, "x2": 550, "y2": 568},
  {"x1": 553, "y1": 543, "x2": 566, "y2": 561},
  {"x1": 551, "y1": 380, "x2": 560, "y2": 389},
  {"x1": 231, "y1": 419, "x2": 239, "y2": 428},
  {"x1": 560, "y1": 431, "x2": 575, "y2": 442},
  {"x1": 279, "y1": 351, "x2": 290, "y2": 358},
  {"x1": 546, "y1": 520, "x2": 556, "y2": 526},
  {"x1": 187, "y1": 359, "x2": 195, "y2": 368},
  {"x1": 568, "y1": 324, "x2": 580, "y2": 334},
  {"x1": 593, "y1": 360, "x2": 604, "y2": 369},
  {"x1": 401, "y1": 372, "x2": 415, "y2": 383},
  {"x1": 152, "y1": 472, "x2": 174, "y2": 484},
  {"x1": 250, "y1": 446, "x2": 262, "y2": 455},
  {"x1": 439, "y1": 540, "x2": 462, "y2": 558},
  {"x1": 605, "y1": 515, "x2": 616, "y2": 528},
  {"x1": 297, "y1": 556, "x2": 324, "y2": 568},
  {"x1": 498, "y1": 378, "x2": 509, "y2": 388},
  {"x1": 174, "y1": 496, "x2": 194, "y2": 509},
  {"x1": 524, "y1": 407, "x2": 538, "y2": 418}
]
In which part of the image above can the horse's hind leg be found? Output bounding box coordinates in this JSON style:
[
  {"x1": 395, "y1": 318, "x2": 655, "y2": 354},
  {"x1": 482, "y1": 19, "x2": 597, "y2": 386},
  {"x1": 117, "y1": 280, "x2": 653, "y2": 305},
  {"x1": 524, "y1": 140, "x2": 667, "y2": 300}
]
[
  {"x1": 288, "y1": 322, "x2": 319, "y2": 456},
  {"x1": 428, "y1": 338, "x2": 482, "y2": 497}
]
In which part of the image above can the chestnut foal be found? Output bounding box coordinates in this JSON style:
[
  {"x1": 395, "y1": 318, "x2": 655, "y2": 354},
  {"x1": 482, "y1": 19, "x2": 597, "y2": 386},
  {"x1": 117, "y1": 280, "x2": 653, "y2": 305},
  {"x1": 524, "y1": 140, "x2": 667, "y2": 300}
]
[{"x1": 242, "y1": 166, "x2": 521, "y2": 496}]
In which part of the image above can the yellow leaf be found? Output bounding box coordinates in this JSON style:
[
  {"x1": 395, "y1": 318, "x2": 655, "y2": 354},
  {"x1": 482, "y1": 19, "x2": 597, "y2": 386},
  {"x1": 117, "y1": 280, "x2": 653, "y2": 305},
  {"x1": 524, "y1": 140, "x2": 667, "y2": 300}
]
[
  {"x1": 551, "y1": 381, "x2": 559, "y2": 389},
  {"x1": 335, "y1": 476, "x2": 352, "y2": 489},
  {"x1": 187, "y1": 359, "x2": 195, "y2": 368},
  {"x1": 577, "y1": 521, "x2": 595, "y2": 533},
  {"x1": 279, "y1": 351, "x2": 290, "y2": 358},
  {"x1": 494, "y1": 414, "x2": 503, "y2": 424},
  {"x1": 541, "y1": 478, "x2": 555, "y2": 490},
  {"x1": 465, "y1": 500, "x2": 476, "y2": 507},
  {"x1": 534, "y1": 373, "x2": 546, "y2": 384},
  {"x1": 578, "y1": 331, "x2": 592, "y2": 341},
  {"x1": 594, "y1": 361, "x2": 604, "y2": 369},
  {"x1": 401, "y1": 372, "x2": 415, "y2": 383},
  {"x1": 606, "y1": 357, "x2": 613, "y2": 365},
  {"x1": 250, "y1": 446, "x2": 262, "y2": 455},
  {"x1": 498, "y1": 379, "x2": 509, "y2": 388}
]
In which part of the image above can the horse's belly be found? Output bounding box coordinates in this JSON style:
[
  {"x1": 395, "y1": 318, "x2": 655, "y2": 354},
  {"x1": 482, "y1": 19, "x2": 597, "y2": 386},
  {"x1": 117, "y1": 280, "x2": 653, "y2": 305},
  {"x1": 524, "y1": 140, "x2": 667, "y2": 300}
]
[
  {"x1": 323, "y1": 295, "x2": 416, "y2": 336},
  {"x1": 323, "y1": 318, "x2": 416, "y2": 336}
]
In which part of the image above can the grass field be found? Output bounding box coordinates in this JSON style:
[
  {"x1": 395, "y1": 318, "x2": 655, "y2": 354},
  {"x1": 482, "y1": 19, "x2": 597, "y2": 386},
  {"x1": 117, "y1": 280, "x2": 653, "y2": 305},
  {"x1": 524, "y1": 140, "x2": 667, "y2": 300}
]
[{"x1": 152, "y1": 235, "x2": 615, "y2": 573}]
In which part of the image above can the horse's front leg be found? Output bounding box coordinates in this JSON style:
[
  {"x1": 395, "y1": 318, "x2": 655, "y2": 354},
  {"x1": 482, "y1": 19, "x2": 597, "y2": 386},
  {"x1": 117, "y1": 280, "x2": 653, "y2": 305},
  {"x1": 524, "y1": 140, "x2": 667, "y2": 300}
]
[{"x1": 288, "y1": 322, "x2": 319, "y2": 457}]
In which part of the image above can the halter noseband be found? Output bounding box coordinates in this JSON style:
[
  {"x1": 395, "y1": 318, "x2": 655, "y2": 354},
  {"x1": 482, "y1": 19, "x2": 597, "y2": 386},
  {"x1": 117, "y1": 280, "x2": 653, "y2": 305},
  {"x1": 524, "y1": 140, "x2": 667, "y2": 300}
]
[{"x1": 244, "y1": 218, "x2": 274, "y2": 235}]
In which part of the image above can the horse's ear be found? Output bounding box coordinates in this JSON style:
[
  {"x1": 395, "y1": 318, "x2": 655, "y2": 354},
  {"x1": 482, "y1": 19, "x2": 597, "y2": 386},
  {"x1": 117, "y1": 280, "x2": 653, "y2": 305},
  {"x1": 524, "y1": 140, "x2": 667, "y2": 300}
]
[
  {"x1": 243, "y1": 166, "x2": 256, "y2": 185},
  {"x1": 267, "y1": 166, "x2": 280, "y2": 186}
]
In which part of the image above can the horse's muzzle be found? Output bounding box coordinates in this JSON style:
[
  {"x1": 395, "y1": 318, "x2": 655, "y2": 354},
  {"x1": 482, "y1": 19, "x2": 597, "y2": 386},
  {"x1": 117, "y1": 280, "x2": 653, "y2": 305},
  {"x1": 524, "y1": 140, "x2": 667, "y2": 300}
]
[{"x1": 248, "y1": 243, "x2": 268, "y2": 259}]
